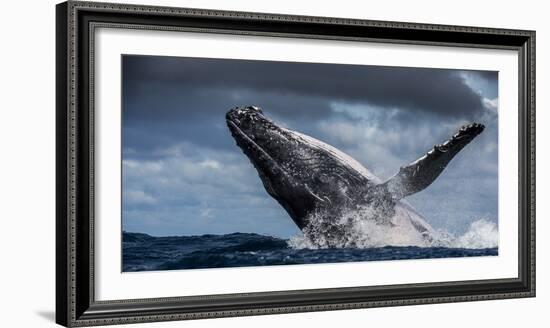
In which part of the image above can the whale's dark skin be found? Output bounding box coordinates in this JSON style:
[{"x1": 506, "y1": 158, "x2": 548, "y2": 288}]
[{"x1": 226, "y1": 106, "x2": 485, "y2": 247}]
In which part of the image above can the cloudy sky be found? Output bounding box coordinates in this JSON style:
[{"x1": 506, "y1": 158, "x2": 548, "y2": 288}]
[{"x1": 122, "y1": 55, "x2": 498, "y2": 238}]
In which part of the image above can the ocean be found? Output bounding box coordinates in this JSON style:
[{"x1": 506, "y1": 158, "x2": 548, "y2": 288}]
[{"x1": 122, "y1": 231, "x2": 498, "y2": 272}]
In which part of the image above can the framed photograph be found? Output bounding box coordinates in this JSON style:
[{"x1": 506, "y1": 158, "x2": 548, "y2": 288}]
[{"x1": 56, "y1": 1, "x2": 535, "y2": 326}]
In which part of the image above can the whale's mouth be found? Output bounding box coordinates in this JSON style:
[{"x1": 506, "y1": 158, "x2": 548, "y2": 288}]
[
  {"x1": 226, "y1": 118, "x2": 281, "y2": 167},
  {"x1": 226, "y1": 106, "x2": 280, "y2": 164},
  {"x1": 226, "y1": 119, "x2": 272, "y2": 162},
  {"x1": 226, "y1": 118, "x2": 287, "y2": 198}
]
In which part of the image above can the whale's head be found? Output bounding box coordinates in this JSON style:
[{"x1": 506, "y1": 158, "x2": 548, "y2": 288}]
[
  {"x1": 226, "y1": 106, "x2": 297, "y2": 171},
  {"x1": 226, "y1": 106, "x2": 374, "y2": 229}
]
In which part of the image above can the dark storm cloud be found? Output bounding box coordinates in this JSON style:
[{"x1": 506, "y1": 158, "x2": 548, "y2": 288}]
[
  {"x1": 122, "y1": 84, "x2": 335, "y2": 154},
  {"x1": 123, "y1": 55, "x2": 493, "y2": 120}
]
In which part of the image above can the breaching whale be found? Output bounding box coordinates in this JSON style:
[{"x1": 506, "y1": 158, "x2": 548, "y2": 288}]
[{"x1": 226, "y1": 106, "x2": 485, "y2": 247}]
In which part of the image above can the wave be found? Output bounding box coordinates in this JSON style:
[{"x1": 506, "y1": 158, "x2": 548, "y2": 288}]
[
  {"x1": 123, "y1": 229, "x2": 498, "y2": 272},
  {"x1": 123, "y1": 208, "x2": 498, "y2": 271},
  {"x1": 288, "y1": 219, "x2": 498, "y2": 250}
]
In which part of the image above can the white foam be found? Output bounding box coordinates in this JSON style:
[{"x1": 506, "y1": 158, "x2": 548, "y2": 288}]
[
  {"x1": 450, "y1": 219, "x2": 499, "y2": 249},
  {"x1": 288, "y1": 217, "x2": 498, "y2": 250}
]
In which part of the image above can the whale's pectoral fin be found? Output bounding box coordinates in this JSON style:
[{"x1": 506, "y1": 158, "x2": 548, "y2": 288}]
[{"x1": 382, "y1": 123, "x2": 485, "y2": 200}]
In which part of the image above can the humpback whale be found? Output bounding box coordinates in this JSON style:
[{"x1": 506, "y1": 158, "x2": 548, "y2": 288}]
[{"x1": 226, "y1": 106, "x2": 484, "y2": 247}]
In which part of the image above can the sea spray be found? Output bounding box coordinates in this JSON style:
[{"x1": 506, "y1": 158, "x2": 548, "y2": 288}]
[
  {"x1": 451, "y1": 219, "x2": 498, "y2": 249},
  {"x1": 288, "y1": 218, "x2": 498, "y2": 250}
]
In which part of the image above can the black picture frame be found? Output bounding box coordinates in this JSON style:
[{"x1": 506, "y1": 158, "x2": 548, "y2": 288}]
[{"x1": 56, "y1": 1, "x2": 536, "y2": 326}]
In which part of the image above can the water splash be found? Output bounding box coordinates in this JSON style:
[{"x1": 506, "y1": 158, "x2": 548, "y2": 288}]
[
  {"x1": 288, "y1": 217, "x2": 498, "y2": 250},
  {"x1": 450, "y1": 219, "x2": 498, "y2": 248}
]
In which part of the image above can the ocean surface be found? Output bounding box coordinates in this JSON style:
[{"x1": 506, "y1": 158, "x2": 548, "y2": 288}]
[{"x1": 122, "y1": 231, "x2": 498, "y2": 272}]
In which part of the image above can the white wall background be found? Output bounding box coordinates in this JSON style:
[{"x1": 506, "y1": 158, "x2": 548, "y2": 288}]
[{"x1": 0, "y1": 0, "x2": 545, "y2": 327}]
